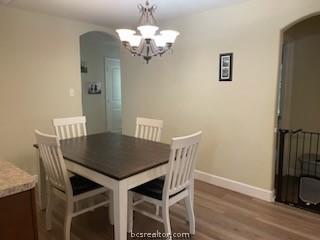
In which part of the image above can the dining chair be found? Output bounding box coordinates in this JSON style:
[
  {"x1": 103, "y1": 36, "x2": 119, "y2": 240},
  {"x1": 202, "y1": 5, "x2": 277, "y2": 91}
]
[
  {"x1": 52, "y1": 116, "x2": 87, "y2": 197},
  {"x1": 52, "y1": 116, "x2": 114, "y2": 224},
  {"x1": 134, "y1": 117, "x2": 164, "y2": 218},
  {"x1": 52, "y1": 116, "x2": 88, "y2": 190},
  {"x1": 135, "y1": 117, "x2": 164, "y2": 142},
  {"x1": 128, "y1": 131, "x2": 202, "y2": 238},
  {"x1": 35, "y1": 130, "x2": 110, "y2": 240},
  {"x1": 52, "y1": 116, "x2": 87, "y2": 140}
]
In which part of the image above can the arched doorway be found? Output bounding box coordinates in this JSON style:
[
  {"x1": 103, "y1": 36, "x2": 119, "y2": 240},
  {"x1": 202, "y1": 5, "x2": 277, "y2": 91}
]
[
  {"x1": 275, "y1": 15, "x2": 320, "y2": 213},
  {"x1": 80, "y1": 31, "x2": 122, "y2": 134}
]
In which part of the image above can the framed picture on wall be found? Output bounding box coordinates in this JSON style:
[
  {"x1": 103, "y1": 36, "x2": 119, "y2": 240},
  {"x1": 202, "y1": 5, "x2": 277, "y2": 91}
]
[
  {"x1": 88, "y1": 82, "x2": 102, "y2": 94},
  {"x1": 81, "y1": 61, "x2": 88, "y2": 73},
  {"x1": 219, "y1": 53, "x2": 233, "y2": 81}
]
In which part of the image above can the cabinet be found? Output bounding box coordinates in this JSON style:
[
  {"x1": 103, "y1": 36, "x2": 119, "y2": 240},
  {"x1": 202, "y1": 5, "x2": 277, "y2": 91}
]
[{"x1": 0, "y1": 189, "x2": 38, "y2": 240}]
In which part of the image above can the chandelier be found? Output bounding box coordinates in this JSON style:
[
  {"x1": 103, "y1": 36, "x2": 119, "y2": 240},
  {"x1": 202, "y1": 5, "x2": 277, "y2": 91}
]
[{"x1": 116, "y1": 1, "x2": 180, "y2": 64}]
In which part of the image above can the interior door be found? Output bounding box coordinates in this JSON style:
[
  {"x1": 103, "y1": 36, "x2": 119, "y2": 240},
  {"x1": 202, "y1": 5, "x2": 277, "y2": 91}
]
[
  {"x1": 278, "y1": 42, "x2": 294, "y2": 130},
  {"x1": 105, "y1": 58, "x2": 122, "y2": 133}
]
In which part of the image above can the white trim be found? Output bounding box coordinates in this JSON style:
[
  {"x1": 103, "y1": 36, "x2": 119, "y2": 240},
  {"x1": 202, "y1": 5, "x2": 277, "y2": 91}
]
[{"x1": 194, "y1": 170, "x2": 275, "y2": 202}]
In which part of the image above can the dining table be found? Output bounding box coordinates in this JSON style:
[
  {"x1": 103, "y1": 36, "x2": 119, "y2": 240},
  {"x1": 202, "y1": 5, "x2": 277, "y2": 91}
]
[{"x1": 34, "y1": 132, "x2": 171, "y2": 240}]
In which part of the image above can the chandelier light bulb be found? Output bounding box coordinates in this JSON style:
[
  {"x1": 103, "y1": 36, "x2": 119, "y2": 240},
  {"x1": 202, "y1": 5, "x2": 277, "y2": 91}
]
[
  {"x1": 137, "y1": 25, "x2": 159, "y2": 39},
  {"x1": 116, "y1": 29, "x2": 136, "y2": 42},
  {"x1": 128, "y1": 35, "x2": 142, "y2": 47},
  {"x1": 160, "y1": 30, "x2": 180, "y2": 44},
  {"x1": 153, "y1": 35, "x2": 167, "y2": 48}
]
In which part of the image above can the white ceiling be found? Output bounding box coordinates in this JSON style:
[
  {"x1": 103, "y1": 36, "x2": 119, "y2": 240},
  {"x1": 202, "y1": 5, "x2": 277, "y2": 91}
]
[{"x1": 1, "y1": 0, "x2": 247, "y2": 28}]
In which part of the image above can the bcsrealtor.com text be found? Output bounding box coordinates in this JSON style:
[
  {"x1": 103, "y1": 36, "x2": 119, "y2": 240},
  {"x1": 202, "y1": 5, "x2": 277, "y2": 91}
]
[{"x1": 130, "y1": 230, "x2": 191, "y2": 239}]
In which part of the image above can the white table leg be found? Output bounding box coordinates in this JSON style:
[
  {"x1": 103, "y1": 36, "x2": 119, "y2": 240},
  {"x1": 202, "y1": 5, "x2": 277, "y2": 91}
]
[
  {"x1": 113, "y1": 181, "x2": 128, "y2": 240},
  {"x1": 36, "y1": 149, "x2": 47, "y2": 210}
]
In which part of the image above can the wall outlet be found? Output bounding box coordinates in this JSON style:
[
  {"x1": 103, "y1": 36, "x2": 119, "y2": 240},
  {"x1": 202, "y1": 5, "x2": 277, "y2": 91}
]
[{"x1": 69, "y1": 88, "x2": 75, "y2": 97}]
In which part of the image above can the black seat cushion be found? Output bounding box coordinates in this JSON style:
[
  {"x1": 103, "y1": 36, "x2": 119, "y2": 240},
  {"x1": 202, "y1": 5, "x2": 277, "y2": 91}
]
[
  {"x1": 133, "y1": 178, "x2": 164, "y2": 200},
  {"x1": 132, "y1": 177, "x2": 184, "y2": 200},
  {"x1": 70, "y1": 175, "x2": 102, "y2": 195}
]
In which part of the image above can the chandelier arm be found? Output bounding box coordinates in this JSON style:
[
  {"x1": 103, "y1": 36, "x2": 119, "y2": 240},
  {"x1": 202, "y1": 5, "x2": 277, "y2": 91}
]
[
  {"x1": 136, "y1": 41, "x2": 144, "y2": 54},
  {"x1": 155, "y1": 43, "x2": 166, "y2": 56},
  {"x1": 131, "y1": 47, "x2": 138, "y2": 55},
  {"x1": 122, "y1": 43, "x2": 138, "y2": 56},
  {"x1": 150, "y1": 40, "x2": 160, "y2": 56},
  {"x1": 158, "y1": 48, "x2": 166, "y2": 56},
  {"x1": 140, "y1": 41, "x2": 146, "y2": 55},
  {"x1": 161, "y1": 44, "x2": 173, "y2": 56},
  {"x1": 149, "y1": 39, "x2": 167, "y2": 57},
  {"x1": 123, "y1": 39, "x2": 173, "y2": 61}
]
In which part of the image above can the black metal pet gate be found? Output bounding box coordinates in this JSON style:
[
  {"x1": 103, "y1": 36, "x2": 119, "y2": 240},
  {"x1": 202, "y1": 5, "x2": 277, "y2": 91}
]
[{"x1": 276, "y1": 129, "x2": 320, "y2": 213}]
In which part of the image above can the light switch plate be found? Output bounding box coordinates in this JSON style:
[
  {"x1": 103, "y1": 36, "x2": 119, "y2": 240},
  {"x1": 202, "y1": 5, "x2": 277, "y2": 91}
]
[{"x1": 69, "y1": 88, "x2": 75, "y2": 97}]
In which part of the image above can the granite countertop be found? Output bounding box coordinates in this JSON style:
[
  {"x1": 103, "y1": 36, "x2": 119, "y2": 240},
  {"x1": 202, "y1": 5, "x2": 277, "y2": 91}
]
[{"x1": 0, "y1": 160, "x2": 37, "y2": 198}]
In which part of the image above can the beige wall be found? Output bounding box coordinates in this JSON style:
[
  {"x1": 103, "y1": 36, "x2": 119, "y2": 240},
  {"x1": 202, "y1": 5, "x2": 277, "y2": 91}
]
[
  {"x1": 121, "y1": 0, "x2": 320, "y2": 190},
  {"x1": 0, "y1": 6, "x2": 112, "y2": 174},
  {"x1": 80, "y1": 31, "x2": 120, "y2": 134}
]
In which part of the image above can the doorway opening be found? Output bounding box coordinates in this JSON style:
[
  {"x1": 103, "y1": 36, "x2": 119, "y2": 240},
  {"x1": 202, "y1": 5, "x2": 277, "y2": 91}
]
[
  {"x1": 80, "y1": 31, "x2": 122, "y2": 134},
  {"x1": 275, "y1": 15, "x2": 320, "y2": 213}
]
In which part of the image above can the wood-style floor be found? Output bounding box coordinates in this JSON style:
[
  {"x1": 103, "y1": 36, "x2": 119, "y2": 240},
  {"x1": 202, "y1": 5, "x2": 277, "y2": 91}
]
[{"x1": 37, "y1": 180, "x2": 320, "y2": 240}]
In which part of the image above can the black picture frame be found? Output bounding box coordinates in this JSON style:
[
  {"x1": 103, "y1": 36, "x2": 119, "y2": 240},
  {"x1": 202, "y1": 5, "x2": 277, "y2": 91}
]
[
  {"x1": 219, "y1": 53, "x2": 233, "y2": 81},
  {"x1": 88, "y1": 82, "x2": 102, "y2": 95}
]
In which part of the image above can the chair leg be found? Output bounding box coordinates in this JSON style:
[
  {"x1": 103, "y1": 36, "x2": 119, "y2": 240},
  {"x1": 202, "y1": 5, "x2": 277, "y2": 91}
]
[
  {"x1": 64, "y1": 200, "x2": 74, "y2": 240},
  {"x1": 74, "y1": 202, "x2": 79, "y2": 211},
  {"x1": 162, "y1": 206, "x2": 172, "y2": 239},
  {"x1": 45, "y1": 186, "x2": 53, "y2": 231},
  {"x1": 109, "y1": 191, "x2": 114, "y2": 225},
  {"x1": 88, "y1": 198, "x2": 95, "y2": 211},
  {"x1": 184, "y1": 194, "x2": 195, "y2": 235},
  {"x1": 127, "y1": 191, "x2": 133, "y2": 232}
]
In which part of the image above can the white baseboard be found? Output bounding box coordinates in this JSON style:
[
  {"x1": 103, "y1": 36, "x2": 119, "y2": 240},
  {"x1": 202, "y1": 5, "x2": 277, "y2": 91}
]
[{"x1": 194, "y1": 170, "x2": 275, "y2": 202}]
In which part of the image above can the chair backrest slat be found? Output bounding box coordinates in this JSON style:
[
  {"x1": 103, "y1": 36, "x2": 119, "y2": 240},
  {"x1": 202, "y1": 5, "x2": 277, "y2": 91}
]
[
  {"x1": 135, "y1": 117, "x2": 163, "y2": 142},
  {"x1": 163, "y1": 131, "x2": 202, "y2": 199},
  {"x1": 170, "y1": 148, "x2": 181, "y2": 190},
  {"x1": 35, "y1": 130, "x2": 72, "y2": 195},
  {"x1": 53, "y1": 116, "x2": 87, "y2": 140},
  {"x1": 71, "y1": 124, "x2": 76, "y2": 137},
  {"x1": 65, "y1": 126, "x2": 71, "y2": 139},
  {"x1": 76, "y1": 123, "x2": 81, "y2": 136}
]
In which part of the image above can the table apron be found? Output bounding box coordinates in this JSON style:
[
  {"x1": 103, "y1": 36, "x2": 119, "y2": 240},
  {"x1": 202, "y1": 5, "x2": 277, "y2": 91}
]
[
  {"x1": 123, "y1": 164, "x2": 168, "y2": 190},
  {"x1": 65, "y1": 160, "x2": 168, "y2": 191}
]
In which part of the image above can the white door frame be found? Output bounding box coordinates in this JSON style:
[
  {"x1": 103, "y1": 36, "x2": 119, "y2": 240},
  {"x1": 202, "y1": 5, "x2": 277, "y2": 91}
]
[{"x1": 104, "y1": 57, "x2": 121, "y2": 132}]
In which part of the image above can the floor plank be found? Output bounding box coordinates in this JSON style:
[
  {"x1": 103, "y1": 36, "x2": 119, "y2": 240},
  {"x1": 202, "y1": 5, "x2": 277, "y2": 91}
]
[{"x1": 37, "y1": 180, "x2": 320, "y2": 240}]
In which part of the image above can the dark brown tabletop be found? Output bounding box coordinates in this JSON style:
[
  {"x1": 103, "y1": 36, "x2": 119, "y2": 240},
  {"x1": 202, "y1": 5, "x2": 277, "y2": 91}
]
[{"x1": 49, "y1": 132, "x2": 170, "y2": 180}]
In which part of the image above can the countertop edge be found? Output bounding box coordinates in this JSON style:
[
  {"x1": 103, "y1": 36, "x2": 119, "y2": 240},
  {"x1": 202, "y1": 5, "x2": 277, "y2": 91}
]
[{"x1": 0, "y1": 160, "x2": 38, "y2": 199}]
